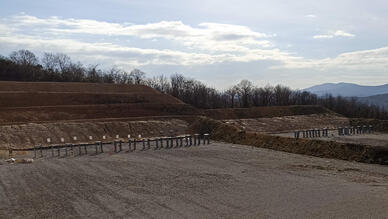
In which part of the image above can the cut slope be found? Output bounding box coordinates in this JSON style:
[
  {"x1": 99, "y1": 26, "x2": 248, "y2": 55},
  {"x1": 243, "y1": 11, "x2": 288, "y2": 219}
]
[
  {"x1": 0, "y1": 81, "x2": 196, "y2": 123},
  {"x1": 204, "y1": 105, "x2": 332, "y2": 120},
  {"x1": 0, "y1": 81, "x2": 183, "y2": 107}
]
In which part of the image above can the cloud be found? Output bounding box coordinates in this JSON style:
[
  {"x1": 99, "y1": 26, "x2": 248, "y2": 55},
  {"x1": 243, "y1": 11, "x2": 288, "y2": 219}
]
[
  {"x1": 1, "y1": 14, "x2": 387, "y2": 84},
  {"x1": 313, "y1": 30, "x2": 355, "y2": 39},
  {"x1": 305, "y1": 14, "x2": 317, "y2": 18}
]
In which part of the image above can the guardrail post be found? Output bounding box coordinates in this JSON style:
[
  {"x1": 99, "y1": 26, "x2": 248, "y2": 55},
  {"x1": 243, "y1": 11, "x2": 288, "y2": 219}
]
[
  {"x1": 175, "y1": 138, "x2": 179, "y2": 148},
  {"x1": 155, "y1": 139, "x2": 159, "y2": 150},
  {"x1": 84, "y1": 145, "x2": 87, "y2": 154},
  {"x1": 119, "y1": 140, "x2": 122, "y2": 152},
  {"x1": 95, "y1": 143, "x2": 98, "y2": 154},
  {"x1": 141, "y1": 139, "x2": 145, "y2": 150},
  {"x1": 166, "y1": 138, "x2": 170, "y2": 149},
  {"x1": 114, "y1": 141, "x2": 117, "y2": 153},
  {"x1": 78, "y1": 145, "x2": 82, "y2": 156},
  {"x1": 99, "y1": 141, "x2": 103, "y2": 153},
  {"x1": 204, "y1": 134, "x2": 210, "y2": 144},
  {"x1": 147, "y1": 139, "x2": 151, "y2": 150},
  {"x1": 57, "y1": 147, "x2": 60, "y2": 157},
  {"x1": 65, "y1": 145, "x2": 68, "y2": 157}
]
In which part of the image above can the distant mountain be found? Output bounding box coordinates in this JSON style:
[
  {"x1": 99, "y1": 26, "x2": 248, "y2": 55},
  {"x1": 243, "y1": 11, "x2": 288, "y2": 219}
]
[
  {"x1": 304, "y1": 82, "x2": 388, "y2": 97},
  {"x1": 357, "y1": 93, "x2": 388, "y2": 109}
]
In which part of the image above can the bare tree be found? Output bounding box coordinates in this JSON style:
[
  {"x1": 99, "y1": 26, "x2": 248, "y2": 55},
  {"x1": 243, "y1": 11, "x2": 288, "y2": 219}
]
[
  {"x1": 236, "y1": 80, "x2": 253, "y2": 108},
  {"x1": 10, "y1": 49, "x2": 38, "y2": 66}
]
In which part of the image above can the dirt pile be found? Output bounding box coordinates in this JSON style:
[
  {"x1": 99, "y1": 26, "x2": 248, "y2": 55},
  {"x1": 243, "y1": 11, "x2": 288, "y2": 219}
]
[
  {"x1": 204, "y1": 105, "x2": 332, "y2": 120},
  {"x1": 223, "y1": 114, "x2": 350, "y2": 133},
  {"x1": 190, "y1": 117, "x2": 388, "y2": 165},
  {"x1": 0, "y1": 81, "x2": 198, "y2": 123},
  {"x1": 0, "y1": 119, "x2": 189, "y2": 149}
]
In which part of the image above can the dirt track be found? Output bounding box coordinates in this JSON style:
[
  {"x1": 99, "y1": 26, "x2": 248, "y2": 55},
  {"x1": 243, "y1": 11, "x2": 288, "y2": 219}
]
[{"x1": 1, "y1": 142, "x2": 388, "y2": 218}]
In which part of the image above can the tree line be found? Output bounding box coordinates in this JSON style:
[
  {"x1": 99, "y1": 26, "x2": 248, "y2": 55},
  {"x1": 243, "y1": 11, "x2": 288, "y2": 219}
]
[{"x1": 1, "y1": 49, "x2": 387, "y2": 120}]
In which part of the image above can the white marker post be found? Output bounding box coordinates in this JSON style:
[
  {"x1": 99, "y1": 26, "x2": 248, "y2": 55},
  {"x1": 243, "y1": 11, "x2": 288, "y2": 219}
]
[{"x1": 47, "y1": 138, "x2": 51, "y2": 143}]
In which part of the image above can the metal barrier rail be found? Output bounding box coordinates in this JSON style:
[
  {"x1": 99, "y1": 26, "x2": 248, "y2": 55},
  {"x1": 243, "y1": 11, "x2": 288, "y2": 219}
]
[
  {"x1": 9, "y1": 134, "x2": 211, "y2": 158},
  {"x1": 293, "y1": 125, "x2": 373, "y2": 139}
]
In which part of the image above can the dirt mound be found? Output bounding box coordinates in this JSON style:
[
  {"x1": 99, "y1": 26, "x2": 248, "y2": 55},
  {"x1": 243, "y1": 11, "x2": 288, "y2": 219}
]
[
  {"x1": 224, "y1": 114, "x2": 349, "y2": 133},
  {"x1": 0, "y1": 81, "x2": 182, "y2": 107},
  {"x1": 190, "y1": 117, "x2": 388, "y2": 165},
  {"x1": 0, "y1": 104, "x2": 198, "y2": 124},
  {"x1": 204, "y1": 105, "x2": 333, "y2": 120},
  {"x1": 0, "y1": 81, "x2": 198, "y2": 123},
  {"x1": 0, "y1": 119, "x2": 190, "y2": 149}
]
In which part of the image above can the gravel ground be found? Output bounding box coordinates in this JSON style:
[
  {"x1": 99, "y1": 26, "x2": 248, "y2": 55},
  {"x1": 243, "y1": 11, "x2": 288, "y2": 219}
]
[{"x1": 1, "y1": 142, "x2": 388, "y2": 218}]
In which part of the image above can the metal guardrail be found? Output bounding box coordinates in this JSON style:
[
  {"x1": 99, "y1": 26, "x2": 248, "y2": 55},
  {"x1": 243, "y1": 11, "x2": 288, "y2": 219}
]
[
  {"x1": 9, "y1": 134, "x2": 211, "y2": 158},
  {"x1": 293, "y1": 125, "x2": 373, "y2": 139}
]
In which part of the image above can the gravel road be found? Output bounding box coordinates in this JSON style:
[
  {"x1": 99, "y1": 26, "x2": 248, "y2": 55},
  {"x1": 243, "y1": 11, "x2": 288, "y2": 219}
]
[{"x1": 1, "y1": 142, "x2": 388, "y2": 218}]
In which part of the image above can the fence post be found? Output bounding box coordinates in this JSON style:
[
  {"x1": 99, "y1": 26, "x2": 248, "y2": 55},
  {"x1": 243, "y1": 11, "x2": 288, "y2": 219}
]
[
  {"x1": 155, "y1": 138, "x2": 159, "y2": 150},
  {"x1": 142, "y1": 139, "x2": 146, "y2": 151},
  {"x1": 160, "y1": 138, "x2": 163, "y2": 149},
  {"x1": 147, "y1": 139, "x2": 151, "y2": 150},
  {"x1": 95, "y1": 143, "x2": 98, "y2": 154},
  {"x1": 99, "y1": 141, "x2": 103, "y2": 153},
  {"x1": 180, "y1": 137, "x2": 183, "y2": 147},
  {"x1": 133, "y1": 139, "x2": 137, "y2": 151},
  {"x1": 84, "y1": 145, "x2": 87, "y2": 154},
  {"x1": 78, "y1": 145, "x2": 82, "y2": 156},
  {"x1": 204, "y1": 134, "x2": 210, "y2": 144},
  {"x1": 166, "y1": 137, "x2": 170, "y2": 149},
  {"x1": 119, "y1": 140, "x2": 122, "y2": 152}
]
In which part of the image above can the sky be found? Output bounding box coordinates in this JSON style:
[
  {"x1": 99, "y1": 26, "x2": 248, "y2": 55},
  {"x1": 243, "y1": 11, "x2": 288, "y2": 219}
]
[{"x1": 0, "y1": 0, "x2": 387, "y2": 89}]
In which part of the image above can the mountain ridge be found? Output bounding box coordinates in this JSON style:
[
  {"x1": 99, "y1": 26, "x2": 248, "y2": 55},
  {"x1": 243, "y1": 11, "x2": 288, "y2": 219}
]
[{"x1": 304, "y1": 82, "x2": 388, "y2": 97}]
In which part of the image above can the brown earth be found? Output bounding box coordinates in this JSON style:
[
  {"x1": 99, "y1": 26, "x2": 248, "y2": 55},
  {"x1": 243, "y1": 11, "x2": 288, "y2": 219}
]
[
  {"x1": 0, "y1": 81, "x2": 198, "y2": 124},
  {"x1": 0, "y1": 119, "x2": 190, "y2": 150},
  {"x1": 223, "y1": 113, "x2": 349, "y2": 133},
  {"x1": 190, "y1": 117, "x2": 388, "y2": 165},
  {"x1": 204, "y1": 105, "x2": 332, "y2": 120}
]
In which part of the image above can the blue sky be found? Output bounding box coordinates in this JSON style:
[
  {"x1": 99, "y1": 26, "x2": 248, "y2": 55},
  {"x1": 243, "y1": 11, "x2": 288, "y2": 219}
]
[{"x1": 1, "y1": 0, "x2": 387, "y2": 89}]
